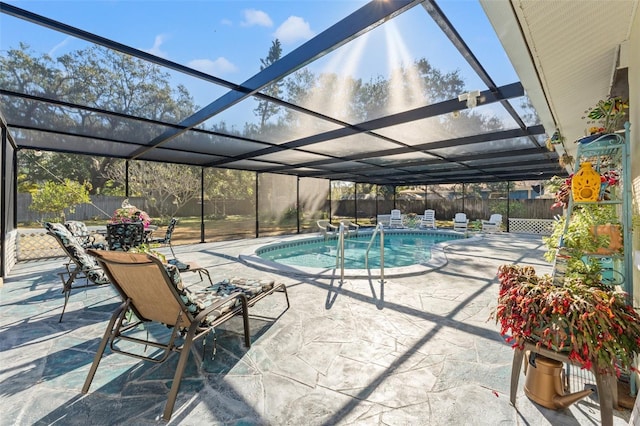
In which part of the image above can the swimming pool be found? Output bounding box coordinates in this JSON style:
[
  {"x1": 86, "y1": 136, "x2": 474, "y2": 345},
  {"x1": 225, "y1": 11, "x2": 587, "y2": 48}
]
[{"x1": 240, "y1": 230, "x2": 470, "y2": 278}]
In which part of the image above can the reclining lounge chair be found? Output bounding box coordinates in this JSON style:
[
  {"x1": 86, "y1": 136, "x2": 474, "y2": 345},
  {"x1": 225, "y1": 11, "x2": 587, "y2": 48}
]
[
  {"x1": 148, "y1": 217, "x2": 178, "y2": 258},
  {"x1": 45, "y1": 222, "x2": 110, "y2": 322},
  {"x1": 482, "y1": 214, "x2": 503, "y2": 233},
  {"x1": 341, "y1": 220, "x2": 360, "y2": 237},
  {"x1": 82, "y1": 249, "x2": 289, "y2": 421},
  {"x1": 64, "y1": 220, "x2": 106, "y2": 250},
  {"x1": 317, "y1": 219, "x2": 338, "y2": 238}
]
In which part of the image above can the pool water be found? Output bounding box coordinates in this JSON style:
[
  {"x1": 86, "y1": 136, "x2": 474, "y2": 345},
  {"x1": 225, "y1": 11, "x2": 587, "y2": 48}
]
[{"x1": 256, "y1": 232, "x2": 460, "y2": 269}]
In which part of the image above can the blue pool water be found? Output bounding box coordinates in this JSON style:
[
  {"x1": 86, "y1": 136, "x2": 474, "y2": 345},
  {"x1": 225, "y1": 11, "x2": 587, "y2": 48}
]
[{"x1": 256, "y1": 231, "x2": 462, "y2": 269}]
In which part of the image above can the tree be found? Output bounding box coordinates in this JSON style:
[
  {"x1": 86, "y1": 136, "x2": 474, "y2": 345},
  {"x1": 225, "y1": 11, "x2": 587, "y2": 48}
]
[
  {"x1": 103, "y1": 161, "x2": 201, "y2": 218},
  {"x1": 29, "y1": 179, "x2": 91, "y2": 222},
  {"x1": 253, "y1": 39, "x2": 283, "y2": 129},
  {"x1": 2, "y1": 44, "x2": 197, "y2": 194}
]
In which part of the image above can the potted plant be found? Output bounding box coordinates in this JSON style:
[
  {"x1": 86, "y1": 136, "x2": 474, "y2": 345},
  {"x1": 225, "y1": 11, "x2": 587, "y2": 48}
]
[
  {"x1": 110, "y1": 199, "x2": 152, "y2": 229},
  {"x1": 582, "y1": 96, "x2": 629, "y2": 135},
  {"x1": 493, "y1": 264, "x2": 640, "y2": 375},
  {"x1": 544, "y1": 204, "x2": 620, "y2": 262}
]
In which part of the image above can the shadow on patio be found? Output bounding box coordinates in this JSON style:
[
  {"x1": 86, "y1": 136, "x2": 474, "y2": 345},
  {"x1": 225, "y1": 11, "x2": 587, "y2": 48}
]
[{"x1": 0, "y1": 233, "x2": 632, "y2": 425}]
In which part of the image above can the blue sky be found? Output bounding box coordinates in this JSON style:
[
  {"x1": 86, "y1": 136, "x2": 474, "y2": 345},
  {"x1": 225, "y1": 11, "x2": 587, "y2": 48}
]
[{"x1": 1, "y1": 1, "x2": 520, "y2": 123}]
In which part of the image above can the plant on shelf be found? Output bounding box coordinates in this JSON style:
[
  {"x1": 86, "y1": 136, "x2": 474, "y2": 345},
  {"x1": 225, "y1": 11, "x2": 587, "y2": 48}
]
[
  {"x1": 582, "y1": 96, "x2": 629, "y2": 136},
  {"x1": 493, "y1": 264, "x2": 640, "y2": 375},
  {"x1": 544, "y1": 204, "x2": 621, "y2": 275}
]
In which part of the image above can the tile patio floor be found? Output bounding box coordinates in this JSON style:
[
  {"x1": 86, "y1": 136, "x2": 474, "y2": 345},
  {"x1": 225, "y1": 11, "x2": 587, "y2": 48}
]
[{"x1": 0, "y1": 233, "x2": 634, "y2": 425}]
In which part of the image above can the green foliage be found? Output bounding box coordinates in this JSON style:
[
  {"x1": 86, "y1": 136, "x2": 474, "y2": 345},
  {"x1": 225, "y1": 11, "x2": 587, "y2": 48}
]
[
  {"x1": 104, "y1": 161, "x2": 201, "y2": 218},
  {"x1": 279, "y1": 206, "x2": 299, "y2": 224},
  {"x1": 254, "y1": 39, "x2": 283, "y2": 128},
  {"x1": 3, "y1": 44, "x2": 197, "y2": 195},
  {"x1": 543, "y1": 205, "x2": 620, "y2": 282},
  {"x1": 29, "y1": 179, "x2": 91, "y2": 221}
]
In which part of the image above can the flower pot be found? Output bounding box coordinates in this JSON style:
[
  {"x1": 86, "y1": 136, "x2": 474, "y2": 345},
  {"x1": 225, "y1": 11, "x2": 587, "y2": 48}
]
[{"x1": 590, "y1": 224, "x2": 622, "y2": 255}]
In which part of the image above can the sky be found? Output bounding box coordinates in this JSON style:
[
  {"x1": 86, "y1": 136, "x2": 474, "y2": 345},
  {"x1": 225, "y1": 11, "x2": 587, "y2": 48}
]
[{"x1": 0, "y1": 0, "x2": 521, "y2": 126}]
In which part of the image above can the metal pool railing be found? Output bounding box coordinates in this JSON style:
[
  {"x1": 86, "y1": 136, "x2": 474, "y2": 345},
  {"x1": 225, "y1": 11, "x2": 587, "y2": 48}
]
[
  {"x1": 365, "y1": 223, "x2": 385, "y2": 283},
  {"x1": 335, "y1": 223, "x2": 345, "y2": 283}
]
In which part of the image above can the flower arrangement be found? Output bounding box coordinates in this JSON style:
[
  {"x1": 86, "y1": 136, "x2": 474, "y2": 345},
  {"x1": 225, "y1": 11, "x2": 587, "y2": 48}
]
[
  {"x1": 493, "y1": 264, "x2": 640, "y2": 375},
  {"x1": 110, "y1": 200, "x2": 152, "y2": 228}
]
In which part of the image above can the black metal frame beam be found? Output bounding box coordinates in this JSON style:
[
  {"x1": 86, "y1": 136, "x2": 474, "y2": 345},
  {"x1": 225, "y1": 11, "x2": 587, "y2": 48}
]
[{"x1": 125, "y1": 0, "x2": 421, "y2": 159}]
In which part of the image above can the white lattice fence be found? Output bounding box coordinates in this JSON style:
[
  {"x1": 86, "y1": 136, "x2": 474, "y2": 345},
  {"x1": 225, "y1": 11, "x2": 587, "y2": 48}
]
[
  {"x1": 17, "y1": 231, "x2": 65, "y2": 260},
  {"x1": 508, "y1": 218, "x2": 555, "y2": 235}
]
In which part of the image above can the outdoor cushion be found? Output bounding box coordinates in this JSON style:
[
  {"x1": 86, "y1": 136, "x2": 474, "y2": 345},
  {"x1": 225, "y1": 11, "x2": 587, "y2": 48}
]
[
  {"x1": 173, "y1": 275, "x2": 274, "y2": 327},
  {"x1": 45, "y1": 222, "x2": 109, "y2": 285}
]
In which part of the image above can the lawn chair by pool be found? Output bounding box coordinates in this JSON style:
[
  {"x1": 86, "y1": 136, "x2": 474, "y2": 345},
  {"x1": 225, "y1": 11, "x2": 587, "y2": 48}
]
[
  {"x1": 64, "y1": 220, "x2": 106, "y2": 250},
  {"x1": 148, "y1": 217, "x2": 178, "y2": 258},
  {"x1": 44, "y1": 222, "x2": 110, "y2": 322},
  {"x1": 482, "y1": 214, "x2": 503, "y2": 233},
  {"x1": 105, "y1": 222, "x2": 145, "y2": 251},
  {"x1": 317, "y1": 219, "x2": 338, "y2": 238},
  {"x1": 342, "y1": 220, "x2": 360, "y2": 237},
  {"x1": 388, "y1": 209, "x2": 405, "y2": 228},
  {"x1": 419, "y1": 209, "x2": 436, "y2": 229},
  {"x1": 453, "y1": 213, "x2": 469, "y2": 232},
  {"x1": 83, "y1": 249, "x2": 289, "y2": 421}
]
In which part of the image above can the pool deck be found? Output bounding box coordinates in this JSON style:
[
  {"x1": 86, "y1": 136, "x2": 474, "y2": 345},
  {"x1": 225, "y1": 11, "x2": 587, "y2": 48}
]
[{"x1": 0, "y1": 232, "x2": 634, "y2": 425}]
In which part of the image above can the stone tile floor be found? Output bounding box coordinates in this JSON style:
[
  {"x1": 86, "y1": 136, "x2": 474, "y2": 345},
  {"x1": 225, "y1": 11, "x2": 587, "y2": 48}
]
[{"x1": 0, "y1": 233, "x2": 634, "y2": 425}]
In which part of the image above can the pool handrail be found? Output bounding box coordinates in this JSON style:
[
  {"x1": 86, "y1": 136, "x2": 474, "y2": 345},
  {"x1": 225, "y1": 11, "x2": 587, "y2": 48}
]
[
  {"x1": 335, "y1": 223, "x2": 345, "y2": 283},
  {"x1": 365, "y1": 223, "x2": 385, "y2": 283}
]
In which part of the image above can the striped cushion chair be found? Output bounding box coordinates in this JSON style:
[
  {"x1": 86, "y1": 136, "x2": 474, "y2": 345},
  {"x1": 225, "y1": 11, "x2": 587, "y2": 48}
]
[{"x1": 44, "y1": 222, "x2": 110, "y2": 322}]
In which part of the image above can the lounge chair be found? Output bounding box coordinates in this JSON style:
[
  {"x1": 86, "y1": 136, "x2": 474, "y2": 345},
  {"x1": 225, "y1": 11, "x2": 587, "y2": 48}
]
[
  {"x1": 482, "y1": 214, "x2": 503, "y2": 232},
  {"x1": 317, "y1": 219, "x2": 338, "y2": 238},
  {"x1": 419, "y1": 209, "x2": 436, "y2": 229},
  {"x1": 64, "y1": 220, "x2": 106, "y2": 250},
  {"x1": 148, "y1": 217, "x2": 178, "y2": 258},
  {"x1": 44, "y1": 222, "x2": 111, "y2": 322},
  {"x1": 388, "y1": 209, "x2": 405, "y2": 228},
  {"x1": 105, "y1": 222, "x2": 145, "y2": 251},
  {"x1": 342, "y1": 220, "x2": 360, "y2": 237},
  {"x1": 453, "y1": 213, "x2": 469, "y2": 232},
  {"x1": 82, "y1": 249, "x2": 289, "y2": 421}
]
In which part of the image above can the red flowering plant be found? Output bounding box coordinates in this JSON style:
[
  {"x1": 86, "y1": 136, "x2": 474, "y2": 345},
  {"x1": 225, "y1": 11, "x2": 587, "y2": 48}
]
[{"x1": 493, "y1": 264, "x2": 640, "y2": 376}]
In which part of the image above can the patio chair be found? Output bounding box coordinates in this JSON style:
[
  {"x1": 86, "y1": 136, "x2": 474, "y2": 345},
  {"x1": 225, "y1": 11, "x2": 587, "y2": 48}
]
[
  {"x1": 105, "y1": 222, "x2": 145, "y2": 251},
  {"x1": 388, "y1": 209, "x2": 405, "y2": 228},
  {"x1": 341, "y1": 220, "x2": 360, "y2": 237},
  {"x1": 44, "y1": 222, "x2": 110, "y2": 322},
  {"x1": 83, "y1": 249, "x2": 289, "y2": 421},
  {"x1": 482, "y1": 214, "x2": 503, "y2": 232},
  {"x1": 453, "y1": 213, "x2": 469, "y2": 232},
  {"x1": 419, "y1": 209, "x2": 436, "y2": 229},
  {"x1": 148, "y1": 217, "x2": 178, "y2": 258},
  {"x1": 64, "y1": 220, "x2": 106, "y2": 249},
  {"x1": 317, "y1": 219, "x2": 338, "y2": 238}
]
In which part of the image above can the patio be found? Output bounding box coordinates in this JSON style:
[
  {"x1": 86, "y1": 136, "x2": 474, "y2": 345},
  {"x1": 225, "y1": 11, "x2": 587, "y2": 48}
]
[{"x1": 0, "y1": 233, "x2": 632, "y2": 425}]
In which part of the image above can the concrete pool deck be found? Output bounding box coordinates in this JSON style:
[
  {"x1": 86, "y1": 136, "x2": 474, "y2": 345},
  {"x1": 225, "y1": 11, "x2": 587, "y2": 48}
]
[{"x1": 0, "y1": 232, "x2": 634, "y2": 425}]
